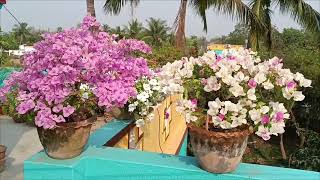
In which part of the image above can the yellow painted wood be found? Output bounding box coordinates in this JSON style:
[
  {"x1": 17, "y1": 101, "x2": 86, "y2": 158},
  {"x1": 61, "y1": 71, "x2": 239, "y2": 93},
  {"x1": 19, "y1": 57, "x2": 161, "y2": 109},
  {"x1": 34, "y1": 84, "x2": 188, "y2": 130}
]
[
  {"x1": 114, "y1": 134, "x2": 129, "y2": 149},
  {"x1": 207, "y1": 43, "x2": 243, "y2": 51},
  {"x1": 142, "y1": 94, "x2": 186, "y2": 155}
]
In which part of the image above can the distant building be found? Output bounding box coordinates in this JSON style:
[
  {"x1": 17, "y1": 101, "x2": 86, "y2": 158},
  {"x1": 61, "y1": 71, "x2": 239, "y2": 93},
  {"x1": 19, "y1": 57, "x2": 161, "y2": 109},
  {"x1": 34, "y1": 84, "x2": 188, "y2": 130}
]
[
  {"x1": 7, "y1": 45, "x2": 35, "y2": 58},
  {"x1": 207, "y1": 43, "x2": 243, "y2": 51}
]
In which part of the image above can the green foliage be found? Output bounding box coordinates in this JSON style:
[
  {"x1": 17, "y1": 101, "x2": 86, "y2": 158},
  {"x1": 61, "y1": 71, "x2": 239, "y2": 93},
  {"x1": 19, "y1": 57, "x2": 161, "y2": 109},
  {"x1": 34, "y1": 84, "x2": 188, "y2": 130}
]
[
  {"x1": 0, "y1": 32, "x2": 19, "y2": 50},
  {"x1": 143, "y1": 18, "x2": 170, "y2": 47},
  {"x1": 224, "y1": 23, "x2": 249, "y2": 45},
  {"x1": 289, "y1": 130, "x2": 320, "y2": 172},
  {"x1": 0, "y1": 52, "x2": 10, "y2": 67},
  {"x1": 2, "y1": 90, "x2": 35, "y2": 123},
  {"x1": 186, "y1": 36, "x2": 207, "y2": 57},
  {"x1": 123, "y1": 19, "x2": 144, "y2": 39},
  {"x1": 144, "y1": 44, "x2": 183, "y2": 68}
]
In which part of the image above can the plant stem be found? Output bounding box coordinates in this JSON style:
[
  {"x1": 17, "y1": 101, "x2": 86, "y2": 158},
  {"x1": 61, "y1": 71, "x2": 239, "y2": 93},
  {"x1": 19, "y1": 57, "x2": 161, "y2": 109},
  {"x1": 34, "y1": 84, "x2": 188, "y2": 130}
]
[
  {"x1": 205, "y1": 114, "x2": 209, "y2": 131},
  {"x1": 280, "y1": 134, "x2": 287, "y2": 160}
]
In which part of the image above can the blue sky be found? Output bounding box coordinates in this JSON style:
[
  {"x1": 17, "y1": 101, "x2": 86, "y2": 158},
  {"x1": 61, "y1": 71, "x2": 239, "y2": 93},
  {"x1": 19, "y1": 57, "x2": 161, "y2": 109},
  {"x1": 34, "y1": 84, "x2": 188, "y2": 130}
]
[{"x1": 1, "y1": 0, "x2": 319, "y2": 39}]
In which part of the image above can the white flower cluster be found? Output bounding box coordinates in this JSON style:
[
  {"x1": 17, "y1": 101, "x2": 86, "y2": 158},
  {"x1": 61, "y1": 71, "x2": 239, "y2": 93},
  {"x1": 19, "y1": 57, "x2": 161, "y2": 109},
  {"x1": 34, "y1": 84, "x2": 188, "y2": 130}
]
[
  {"x1": 158, "y1": 48, "x2": 312, "y2": 140},
  {"x1": 208, "y1": 98, "x2": 247, "y2": 129},
  {"x1": 79, "y1": 83, "x2": 92, "y2": 100},
  {"x1": 176, "y1": 99, "x2": 198, "y2": 123},
  {"x1": 128, "y1": 77, "x2": 162, "y2": 127},
  {"x1": 157, "y1": 57, "x2": 201, "y2": 95}
]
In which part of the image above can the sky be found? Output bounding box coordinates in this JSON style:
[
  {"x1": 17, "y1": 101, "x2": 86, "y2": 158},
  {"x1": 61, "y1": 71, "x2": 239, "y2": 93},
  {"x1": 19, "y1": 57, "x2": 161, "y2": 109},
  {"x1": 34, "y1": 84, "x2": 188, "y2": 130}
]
[{"x1": 0, "y1": 0, "x2": 319, "y2": 39}]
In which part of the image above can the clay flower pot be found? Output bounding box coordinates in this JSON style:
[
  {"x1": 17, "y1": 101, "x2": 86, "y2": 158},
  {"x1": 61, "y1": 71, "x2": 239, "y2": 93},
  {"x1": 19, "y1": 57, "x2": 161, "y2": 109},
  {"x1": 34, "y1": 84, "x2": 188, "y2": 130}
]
[
  {"x1": 110, "y1": 107, "x2": 133, "y2": 120},
  {"x1": 13, "y1": 117, "x2": 25, "y2": 123},
  {"x1": 37, "y1": 117, "x2": 95, "y2": 159},
  {"x1": 0, "y1": 145, "x2": 7, "y2": 160},
  {"x1": 188, "y1": 124, "x2": 250, "y2": 173},
  {"x1": 0, "y1": 145, "x2": 7, "y2": 172}
]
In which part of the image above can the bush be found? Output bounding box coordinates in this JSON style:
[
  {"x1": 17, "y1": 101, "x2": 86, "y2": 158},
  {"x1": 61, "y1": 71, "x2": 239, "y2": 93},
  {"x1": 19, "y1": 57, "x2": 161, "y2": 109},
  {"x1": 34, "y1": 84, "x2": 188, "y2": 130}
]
[
  {"x1": 289, "y1": 130, "x2": 320, "y2": 172},
  {"x1": 145, "y1": 44, "x2": 184, "y2": 68}
]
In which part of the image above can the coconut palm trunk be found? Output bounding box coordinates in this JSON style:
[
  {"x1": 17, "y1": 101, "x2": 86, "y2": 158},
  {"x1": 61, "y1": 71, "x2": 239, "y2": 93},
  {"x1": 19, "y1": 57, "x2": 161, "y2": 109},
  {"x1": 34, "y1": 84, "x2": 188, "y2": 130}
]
[
  {"x1": 174, "y1": 0, "x2": 188, "y2": 51},
  {"x1": 86, "y1": 0, "x2": 96, "y2": 17}
]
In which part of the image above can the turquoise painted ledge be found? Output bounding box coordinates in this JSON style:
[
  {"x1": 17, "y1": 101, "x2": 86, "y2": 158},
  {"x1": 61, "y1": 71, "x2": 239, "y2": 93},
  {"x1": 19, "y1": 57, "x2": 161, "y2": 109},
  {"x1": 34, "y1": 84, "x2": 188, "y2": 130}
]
[
  {"x1": 24, "y1": 146, "x2": 319, "y2": 180},
  {"x1": 87, "y1": 119, "x2": 132, "y2": 147},
  {"x1": 24, "y1": 119, "x2": 320, "y2": 180}
]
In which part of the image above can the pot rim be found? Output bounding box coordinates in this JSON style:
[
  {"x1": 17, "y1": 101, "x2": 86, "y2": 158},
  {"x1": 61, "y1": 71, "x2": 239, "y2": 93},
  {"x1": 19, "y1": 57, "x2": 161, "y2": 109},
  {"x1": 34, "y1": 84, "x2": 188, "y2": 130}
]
[
  {"x1": 0, "y1": 145, "x2": 7, "y2": 153},
  {"x1": 41, "y1": 116, "x2": 96, "y2": 129},
  {"x1": 188, "y1": 124, "x2": 250, "y2": 141}
]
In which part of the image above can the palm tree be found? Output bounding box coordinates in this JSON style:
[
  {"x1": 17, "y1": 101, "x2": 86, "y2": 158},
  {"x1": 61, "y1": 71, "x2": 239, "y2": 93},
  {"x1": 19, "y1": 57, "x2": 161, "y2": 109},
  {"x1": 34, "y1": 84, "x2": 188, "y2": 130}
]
[
  {"x1": 103, "y1": 0, "x2": 319, "y2": 51},
  {"x1": 247, "y1": 0, "x2": 320, "y2": 50},
  {"x1": 86, "y1": 0, "x2": 96, "y2": 17},
  {"x1": 174, "y1": 0, "x2": 188, "y2": 50},
  {"x1": 103, "y1": 0, "x2": 262, "y2": 51},
  {"x1": 110, "y1": 26, "x2": 127, "y2": 39},
  {"x1": 12, "y1": 22, "x2": 32, "y2": 45},
  {"x1": 143, "y1": 18, "x2": 170, "y2": 46},
  {"x1": 103, "y1": 24, "x2": 112, "y2": 32},
  {"x1": 124, "y1": 19, "x2": 144, "y2": 39}
]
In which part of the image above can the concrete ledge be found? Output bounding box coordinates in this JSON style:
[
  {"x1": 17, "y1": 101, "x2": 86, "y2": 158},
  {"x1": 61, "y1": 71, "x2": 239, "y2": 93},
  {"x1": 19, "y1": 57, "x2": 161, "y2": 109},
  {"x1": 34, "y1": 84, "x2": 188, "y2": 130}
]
[
  {"x1": 24, "y1": 118, "x2": 320, "y2": 180},
  {"x1": 24, "y1": 146, "x2": 320, "y2": 180}
]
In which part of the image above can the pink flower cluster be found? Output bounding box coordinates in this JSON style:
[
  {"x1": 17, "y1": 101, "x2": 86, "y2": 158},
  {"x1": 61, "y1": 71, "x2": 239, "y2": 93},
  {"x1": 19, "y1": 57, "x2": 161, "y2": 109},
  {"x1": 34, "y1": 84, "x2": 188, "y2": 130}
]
[{"x1": 0, "y1": 16, "x2": 151, "y2": 129}]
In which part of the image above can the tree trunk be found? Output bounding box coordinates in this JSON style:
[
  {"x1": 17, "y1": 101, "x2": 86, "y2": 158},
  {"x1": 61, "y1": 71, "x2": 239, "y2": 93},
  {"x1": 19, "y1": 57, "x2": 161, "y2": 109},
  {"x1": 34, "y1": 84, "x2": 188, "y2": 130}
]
[
  {"x1": 280, "y1": 134, "x2": 287, "y2": 160},
  {"x1": 86, "y1": 0, "x2": 96, "y2": 17},
  {"x1": 20, "y1": 35, "x2": 23, "y2": 45},
  {"x1": 174, "y1": 0, "x2": 187, "y2": 52}
]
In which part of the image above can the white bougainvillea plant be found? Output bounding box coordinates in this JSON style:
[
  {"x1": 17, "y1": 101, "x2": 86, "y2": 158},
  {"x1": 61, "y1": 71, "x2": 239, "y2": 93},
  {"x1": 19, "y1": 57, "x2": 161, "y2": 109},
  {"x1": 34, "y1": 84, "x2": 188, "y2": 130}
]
[
  {"x1": 127, "y1": 76, "x2": 164, "y2": 127},
  {"x1": 158, "y1": 48, "x2": 311, "y2": 140}
]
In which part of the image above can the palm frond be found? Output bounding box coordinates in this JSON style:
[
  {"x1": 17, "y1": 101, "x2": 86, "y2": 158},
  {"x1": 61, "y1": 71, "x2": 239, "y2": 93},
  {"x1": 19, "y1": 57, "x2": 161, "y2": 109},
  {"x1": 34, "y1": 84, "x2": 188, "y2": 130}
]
[
  {"x1": 276, "y1": 0, "x2": 320, "y2": 34},
  {"x1": 189, "y1": 0, "x2": 266, "y2": 35},
  {"x1": 104, "y1": 0, "x2": 140, "y2": 15}
]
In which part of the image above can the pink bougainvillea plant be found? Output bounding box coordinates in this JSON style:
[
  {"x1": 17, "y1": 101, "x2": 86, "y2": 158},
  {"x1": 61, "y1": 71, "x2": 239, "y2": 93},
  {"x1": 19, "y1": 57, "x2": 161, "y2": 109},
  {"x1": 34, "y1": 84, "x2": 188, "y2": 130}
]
[{"x1": 0, "y1": 16, "x2": 151, "y2": 129}]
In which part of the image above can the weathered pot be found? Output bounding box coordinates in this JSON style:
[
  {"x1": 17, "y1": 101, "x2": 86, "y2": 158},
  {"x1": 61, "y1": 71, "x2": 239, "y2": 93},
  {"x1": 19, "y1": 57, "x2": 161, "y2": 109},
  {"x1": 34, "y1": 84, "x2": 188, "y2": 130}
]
[
  {"x1": 188, "y1": 124, "x2": 250, "y2": 173},
  {"x1": 0, "y1": 145, "x2": 7, "y2": 172},
  {"x1": 0, "y1": 157, "x2": 6, "y2": 172},
  {"x1": 13, "y1": 117, "x2": 25, "y2": 123},
  {"x1": 110, "y1": 107, "x2": 133, "y2": 120},
  {"x1": 0, "y1": 145, "x2": 7, "y2": 160},
  {"x1": 37, "y1": 117, "x2": 95, "y2": 159}
]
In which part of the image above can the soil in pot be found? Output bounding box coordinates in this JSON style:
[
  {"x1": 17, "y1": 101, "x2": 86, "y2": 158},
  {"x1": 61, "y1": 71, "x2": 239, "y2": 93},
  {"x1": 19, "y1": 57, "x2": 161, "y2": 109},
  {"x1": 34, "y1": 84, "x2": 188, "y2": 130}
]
[
  {"x1": 188, "y1": 124, "x2": 250, "y2": 173},
  {"x1": 37, "y1": 117, "x2": 95, "y2": 159}
]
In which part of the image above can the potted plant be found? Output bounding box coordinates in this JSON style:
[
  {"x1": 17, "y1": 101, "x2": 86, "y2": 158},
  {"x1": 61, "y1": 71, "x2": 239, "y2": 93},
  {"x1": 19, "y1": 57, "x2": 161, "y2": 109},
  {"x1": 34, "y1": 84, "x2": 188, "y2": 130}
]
[
  {"x1": 0, "y1": 16, "x2": 151, "y2": 159},
  {"x1": 159, "y1": 49, "x2": 311, "y2": 173}
]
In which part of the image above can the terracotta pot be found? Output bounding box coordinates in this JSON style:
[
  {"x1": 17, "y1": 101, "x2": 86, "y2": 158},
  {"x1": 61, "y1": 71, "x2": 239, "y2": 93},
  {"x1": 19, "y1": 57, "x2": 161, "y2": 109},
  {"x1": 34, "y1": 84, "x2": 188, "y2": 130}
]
[
  {"x1": 188, "y1": 124, "x2": 250, "y2": 173},
  {"x1": 13, "y1": 117, "x2": 25, "y2": 123},
  {"x1": 0, "y1": 145, "x2": 7, "y2": 160},
  {"x1": 37, "y1": 117, "x2": 95, "y2": 159},
  {"x1": 0, "y1": 158, "x2": 6, "y2": 172},
  {"x1": 0, "y1": 145, "x2": 6, "y2": 173},
  {"x1": 110, "y1": 107, "x2": 133, "y2": 120}
]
